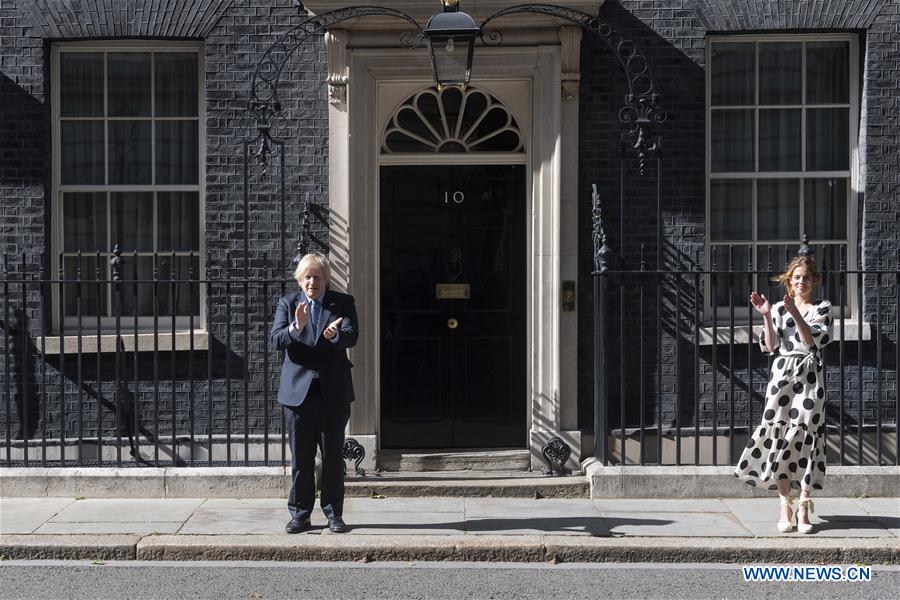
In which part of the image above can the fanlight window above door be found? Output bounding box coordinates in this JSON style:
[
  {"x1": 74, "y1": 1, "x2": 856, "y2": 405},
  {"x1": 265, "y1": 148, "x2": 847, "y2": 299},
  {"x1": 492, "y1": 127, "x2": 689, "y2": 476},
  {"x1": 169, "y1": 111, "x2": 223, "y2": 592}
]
[{"x1": 382, "y1": 86, "x2": 523, "y2": 153}]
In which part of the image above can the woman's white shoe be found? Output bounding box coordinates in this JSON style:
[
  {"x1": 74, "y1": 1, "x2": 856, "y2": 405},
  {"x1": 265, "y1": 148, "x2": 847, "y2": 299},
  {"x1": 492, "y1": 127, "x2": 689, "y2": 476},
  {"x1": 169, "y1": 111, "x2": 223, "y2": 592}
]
[
  {"x1": 777, "y1": 494, "x2": 795, "y2": 533},
  {"x1": 797, "y1": 497, "x2": 815, "y2": 534}
]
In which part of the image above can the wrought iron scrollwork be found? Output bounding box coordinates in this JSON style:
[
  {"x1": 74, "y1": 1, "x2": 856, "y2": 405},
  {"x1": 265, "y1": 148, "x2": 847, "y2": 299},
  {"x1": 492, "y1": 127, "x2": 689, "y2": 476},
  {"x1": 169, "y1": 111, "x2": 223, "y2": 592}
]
[
  {"x1": 478, "y1": 4, "x2": 666, "y2": 172},
  {"x1": 252, "y1": 7, "x2": 423, "y2": 108},
  {"x1": 342, "y1": 437, "x2": 366, "y2": 477},
  {"x1": 248, "y1": 4, "x2": 663, "y2": 171},
  {"x1": 247, "y1": 7, "x2": 424, "y2": 173},
  {"x1": 541, "y1": 436, "x2": 572, "y2": 476}
]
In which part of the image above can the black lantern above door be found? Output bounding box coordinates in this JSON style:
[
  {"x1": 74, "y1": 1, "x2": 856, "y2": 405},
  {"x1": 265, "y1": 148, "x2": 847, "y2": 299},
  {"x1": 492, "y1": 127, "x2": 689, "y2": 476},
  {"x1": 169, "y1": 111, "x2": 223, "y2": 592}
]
[{"x1": 423, "y1": 0, "x2": 479, "y2": 89}]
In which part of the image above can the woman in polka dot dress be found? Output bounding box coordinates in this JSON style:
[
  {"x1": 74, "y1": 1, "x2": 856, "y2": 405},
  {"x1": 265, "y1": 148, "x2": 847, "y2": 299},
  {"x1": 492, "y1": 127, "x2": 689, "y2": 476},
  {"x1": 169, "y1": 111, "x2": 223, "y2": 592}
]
[{"x1": 734, "y1": 255, "x2": 833, "y2": 534}]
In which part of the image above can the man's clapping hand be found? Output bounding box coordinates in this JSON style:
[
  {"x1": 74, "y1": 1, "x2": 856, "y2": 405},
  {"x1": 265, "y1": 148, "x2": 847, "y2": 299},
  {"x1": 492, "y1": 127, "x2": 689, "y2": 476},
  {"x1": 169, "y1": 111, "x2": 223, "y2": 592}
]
[
  {"x1": 323, "y1": 317, "x2": 343, "y2": 340},
  {"x1": 294, "y1": 301, "x2": 309, "y2": 330}
]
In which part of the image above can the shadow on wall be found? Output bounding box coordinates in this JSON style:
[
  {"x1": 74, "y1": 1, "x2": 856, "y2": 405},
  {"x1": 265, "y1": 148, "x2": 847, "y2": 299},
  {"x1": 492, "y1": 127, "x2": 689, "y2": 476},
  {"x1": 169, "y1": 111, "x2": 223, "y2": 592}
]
[
  {"x1": 577, "y1": 1, "x2": 706, "y2": 432},
  {"x1": 3, "y1": 309, "x2": 41, "y2": 440},
  {"x1": 2, "y1": 313, "x2": 256, "y2": 466},
  {"x1": 0, "y1": 72, "x2": 46, "y2": 187}
]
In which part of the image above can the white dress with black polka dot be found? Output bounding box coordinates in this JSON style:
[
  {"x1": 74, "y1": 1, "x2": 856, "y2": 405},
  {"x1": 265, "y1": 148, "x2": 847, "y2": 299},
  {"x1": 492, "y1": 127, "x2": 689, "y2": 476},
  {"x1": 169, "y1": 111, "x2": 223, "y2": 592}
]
[{"x1": 734, "y1": 299, "x2": 833, "y2": 492}]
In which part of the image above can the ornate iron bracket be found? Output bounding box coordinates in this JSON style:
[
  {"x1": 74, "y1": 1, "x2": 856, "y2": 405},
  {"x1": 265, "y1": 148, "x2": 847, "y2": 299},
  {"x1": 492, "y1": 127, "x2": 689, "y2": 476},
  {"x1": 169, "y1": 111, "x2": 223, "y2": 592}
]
[
  {"x1": 249, "y1": 4, "x2": 664, "y2": 172},
  {"x1": 541, "y1": 436, "x2": 572, "y2": 476},
  {"x1": 479, "y1": 4, "x2": 666, "y2": 173},
  {"x1": 342, "y1": 437, "x2": 366, "y2": 477}
]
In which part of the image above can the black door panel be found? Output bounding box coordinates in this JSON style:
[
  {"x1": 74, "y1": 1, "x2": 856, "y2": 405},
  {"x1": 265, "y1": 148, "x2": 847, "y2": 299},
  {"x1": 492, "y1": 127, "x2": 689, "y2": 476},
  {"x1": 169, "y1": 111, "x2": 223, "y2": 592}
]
[{"x1": 380, "y1": 165, "x2": 526, "y2": 448}]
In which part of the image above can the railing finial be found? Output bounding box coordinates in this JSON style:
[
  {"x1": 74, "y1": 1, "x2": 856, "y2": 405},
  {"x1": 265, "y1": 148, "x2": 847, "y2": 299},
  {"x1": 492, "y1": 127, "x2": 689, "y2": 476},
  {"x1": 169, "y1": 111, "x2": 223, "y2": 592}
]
[{"x1": 798, "y1": 234, "x2": 813, "y2": 257}]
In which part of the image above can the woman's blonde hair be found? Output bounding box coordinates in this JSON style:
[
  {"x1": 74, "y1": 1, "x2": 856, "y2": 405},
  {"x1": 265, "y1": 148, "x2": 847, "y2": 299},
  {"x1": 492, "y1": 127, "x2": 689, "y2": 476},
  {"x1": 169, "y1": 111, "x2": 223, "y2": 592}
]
[
  {"x1": 293, "y1": 253, "x2": 331, "y2": 284},
  {"x1": 773, "y1": 255, "x2": 821, "y2": 296}
]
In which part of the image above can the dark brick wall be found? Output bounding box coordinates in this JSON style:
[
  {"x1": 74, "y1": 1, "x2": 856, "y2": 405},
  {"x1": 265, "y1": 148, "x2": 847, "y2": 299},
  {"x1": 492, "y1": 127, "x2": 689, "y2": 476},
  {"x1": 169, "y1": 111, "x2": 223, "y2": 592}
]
[
  {"x1": 0, "y1": 0, "x2": 329, "y2": 453},
  {"x1": 577, "y1": 0, "x2": 899, "y2": 440},
  {"x1": 1, "y1": 0, "x2": 896, "y2": 459}
]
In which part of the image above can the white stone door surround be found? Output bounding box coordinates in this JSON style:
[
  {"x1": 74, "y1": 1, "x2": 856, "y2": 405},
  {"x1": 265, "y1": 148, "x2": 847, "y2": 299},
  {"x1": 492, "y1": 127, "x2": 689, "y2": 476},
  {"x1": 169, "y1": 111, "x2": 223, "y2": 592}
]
[{"x1": 316, "y1": 4, "x2": 594, "y2": 471}]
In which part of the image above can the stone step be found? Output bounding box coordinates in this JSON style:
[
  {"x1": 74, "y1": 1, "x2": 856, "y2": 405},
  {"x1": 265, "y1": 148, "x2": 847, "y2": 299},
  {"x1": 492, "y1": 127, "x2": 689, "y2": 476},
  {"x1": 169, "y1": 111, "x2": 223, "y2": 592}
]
[
  {"x1": 377, "y1": 449, "x2": 532, "y2": 472},
  {"x1": 345, "y1": 471, "x2": 588, "y2": 498}
]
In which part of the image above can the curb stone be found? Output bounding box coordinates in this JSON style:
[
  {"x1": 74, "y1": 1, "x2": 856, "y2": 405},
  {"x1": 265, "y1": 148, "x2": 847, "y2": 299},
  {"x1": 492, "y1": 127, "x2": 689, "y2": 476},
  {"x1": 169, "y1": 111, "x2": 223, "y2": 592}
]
[{"x1": 2, "y1": 534, "x2": 896, "y2": 564}]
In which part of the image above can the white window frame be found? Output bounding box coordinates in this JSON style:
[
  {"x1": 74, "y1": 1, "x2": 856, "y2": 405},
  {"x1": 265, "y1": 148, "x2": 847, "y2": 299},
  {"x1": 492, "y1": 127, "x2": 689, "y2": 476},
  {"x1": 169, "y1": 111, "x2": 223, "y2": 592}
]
[
  {"x1": 51, "y1": 41, "x2": 206, "y2": 334},
  {"x1": 704, "y1": 33, "x2": 859, "y2": 321}
]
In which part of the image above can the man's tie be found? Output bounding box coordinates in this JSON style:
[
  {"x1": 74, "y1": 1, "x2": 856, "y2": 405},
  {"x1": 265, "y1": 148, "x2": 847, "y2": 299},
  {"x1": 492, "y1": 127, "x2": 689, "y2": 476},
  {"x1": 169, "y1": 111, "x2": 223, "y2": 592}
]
[{"x1": 309, "y1": 299, "x2": 319, "y2": 335}]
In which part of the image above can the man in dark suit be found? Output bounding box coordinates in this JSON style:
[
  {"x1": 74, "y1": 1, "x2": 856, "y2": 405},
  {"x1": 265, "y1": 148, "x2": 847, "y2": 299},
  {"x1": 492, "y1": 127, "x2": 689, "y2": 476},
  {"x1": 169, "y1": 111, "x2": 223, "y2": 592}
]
[{"x1": 270, "y1": 253, "x2": 358, "y2": 534}]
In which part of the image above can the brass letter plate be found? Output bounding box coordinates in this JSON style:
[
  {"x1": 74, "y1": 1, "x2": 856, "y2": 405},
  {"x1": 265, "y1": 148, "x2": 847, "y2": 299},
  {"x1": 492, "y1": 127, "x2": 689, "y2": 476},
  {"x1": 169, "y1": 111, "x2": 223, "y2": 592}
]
[{"x1": 436, "y1": 283, "x2": 470, "y2": 299}]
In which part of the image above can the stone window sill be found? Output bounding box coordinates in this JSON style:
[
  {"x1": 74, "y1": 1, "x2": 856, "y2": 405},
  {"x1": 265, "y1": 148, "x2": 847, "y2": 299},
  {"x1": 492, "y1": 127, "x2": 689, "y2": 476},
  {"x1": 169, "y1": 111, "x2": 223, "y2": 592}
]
[
  {"x1": 697, "y1": 320, "x2": 872, "y2": 346},
  {"x1": 37, "y1": 331, "x2": 209, "y2": 354}
]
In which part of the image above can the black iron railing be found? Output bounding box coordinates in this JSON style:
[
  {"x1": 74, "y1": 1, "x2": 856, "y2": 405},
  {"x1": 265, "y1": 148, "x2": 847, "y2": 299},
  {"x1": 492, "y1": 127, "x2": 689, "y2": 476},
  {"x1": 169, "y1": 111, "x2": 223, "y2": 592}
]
[
  {"x1": 592, "y1": 236, "x2": 899, "y2": 467},
  {"x1": 0, "y1": 247, "x2": 302, "y2": 468},
  {"x1": 3, "y1": 237, "x2": 896, "y2": 468}
]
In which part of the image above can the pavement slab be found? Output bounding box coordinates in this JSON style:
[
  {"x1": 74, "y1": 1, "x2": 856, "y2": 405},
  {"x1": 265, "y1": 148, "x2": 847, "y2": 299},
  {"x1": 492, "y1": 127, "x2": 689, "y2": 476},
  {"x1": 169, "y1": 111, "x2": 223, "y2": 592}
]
[
  {"x1": 0, "y1": 497, "x2": 75, "y2": 534},
  {"x1": 1, "y1": 495, "x2": 898, "y2": 564},
  {"x1": 332, "y1": 511, "x2": 467, "y2": 535},
  {"x1": 851, "y1": 497, "x2": 900, "y2": 515},
  {"x1": 33, "y1": 521, "x2": 184, "y2": 535},
  {"x1": 47, "y1": 498, "x2": 204, "y2": 524},
  {"x1": 598, "y1": 511, "x2": 753, "y2": 537},
  {"x1": 346, "y1": 497, "x2": 465, "y2": 513},
  {"x1": 465, "y1": 516, "x2": 608, "y2": 536},
  {"x1": 464, "y1": 497, "x2": 601, "y2": 517},
  {"x1": 593, "y1": 498, "x2": 728, "y2": 513},
  {"x1": 723, "y1": 497, "x2": 896, "y2": 537}
]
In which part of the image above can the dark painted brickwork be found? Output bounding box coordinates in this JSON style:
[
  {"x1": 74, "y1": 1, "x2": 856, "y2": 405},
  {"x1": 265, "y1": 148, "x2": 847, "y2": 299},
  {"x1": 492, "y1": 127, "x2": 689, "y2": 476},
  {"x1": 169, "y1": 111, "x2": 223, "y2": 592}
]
[
  {"x1": 577, "y1": 1, "x2": 899, "y2": 439},
  {"x1": 0, "y1": 0, "x2": 329, "y2": 449},
  {"x1": 0, "y1": 0, "x2": 895, "y2": 457},
  {"x1": 23, "y1": 0, "x2": 235, "y2": 38}
]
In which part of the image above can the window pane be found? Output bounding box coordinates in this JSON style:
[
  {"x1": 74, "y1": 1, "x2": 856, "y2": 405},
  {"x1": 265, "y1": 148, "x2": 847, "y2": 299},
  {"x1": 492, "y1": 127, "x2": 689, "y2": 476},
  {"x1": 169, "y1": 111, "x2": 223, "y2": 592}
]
[
  {"x1": 60, "y1": 121, "x2": 105, "y2": 185},
  {"x1": 111, "y1": 192, "x2": 154, "y2": 252},
  {"x1": 807, "y1": 42, "x2": 849, "y2": 104},
  {"x1": 107, "y1": 53, "x2": 151, "y2": 117},
  {"x1": 711, "y1": 43, "x2": 755, "y2": 106},
  {"x1": 759, "y1": 42, "x2": 801, "y2": 105},
  {"x1": 108, "y1": 120, "x2": 152, "y2": 184},
  {"x1": 120, "y1": 257, "x2": 155, "y2": 317},
  {"x1": 155, "y1": 53, "x2": 198, "y2": 117},
  {"x1": 710, "y1": 244, "x2": 751, "y2": 308},
  {"x1": 710, "y1": 180, "x2": 751, "y2": 241},
  {"x1": 158, "y1": 192, "x2": 200, "y2": 251},
  {"x1": 812, "y1": 244, "x2": 847, "y2": 306},
  {"x1": 63, "y1": 192, "x2": 106, "y2": 253},
  {"x1": 63, "y1": 256, "x2": 106, "y2": 317},
  {"x1": 759, "y1": 108, "x2": 801, "y2": 171},
  {"x1": 758, "y1": 179, "x2": 799, "y2": 240},
  {"x1": 711, "y1": 110, "x2": 754, "y2": 172},
  {"x1": 804, "y1": 178, "x2": 847, "y2": 240},
  {"x1": 806, "y1": 108, "x2": 849, "y2": 171},
  {"x1": 60, "y1": 53, "x2": 104, "y2": 117},
  {"x1": 155, "y1": 121, "x2": 198, "y2": 184},
  {"x1": 157, "y1": 255, "x2": 200, "y2": 316}
]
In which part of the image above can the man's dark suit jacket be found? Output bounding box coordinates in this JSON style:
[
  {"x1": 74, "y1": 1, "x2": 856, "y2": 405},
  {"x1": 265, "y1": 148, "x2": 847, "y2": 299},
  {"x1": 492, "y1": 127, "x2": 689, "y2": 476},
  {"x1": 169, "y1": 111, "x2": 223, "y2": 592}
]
[{"x1": 270, "y1": 289, "x2": 358, "y2": 407}]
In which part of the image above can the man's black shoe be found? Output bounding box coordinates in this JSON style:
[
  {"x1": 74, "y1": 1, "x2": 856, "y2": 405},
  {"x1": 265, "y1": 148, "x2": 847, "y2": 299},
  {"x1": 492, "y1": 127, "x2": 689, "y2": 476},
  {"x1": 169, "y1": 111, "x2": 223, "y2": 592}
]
[
  {"x1": 285, "y1": 518, "x2": 311, "y2": 534},
  {"x1": 327, "y1": 517, "x2": 348, "y2": 533}
]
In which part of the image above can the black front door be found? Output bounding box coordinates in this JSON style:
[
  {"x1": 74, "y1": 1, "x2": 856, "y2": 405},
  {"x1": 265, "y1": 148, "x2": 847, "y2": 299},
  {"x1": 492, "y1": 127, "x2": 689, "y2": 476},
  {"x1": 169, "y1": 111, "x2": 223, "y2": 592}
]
[{"x1": 380, "y1": 164, "x2": 526, "y2": 448}]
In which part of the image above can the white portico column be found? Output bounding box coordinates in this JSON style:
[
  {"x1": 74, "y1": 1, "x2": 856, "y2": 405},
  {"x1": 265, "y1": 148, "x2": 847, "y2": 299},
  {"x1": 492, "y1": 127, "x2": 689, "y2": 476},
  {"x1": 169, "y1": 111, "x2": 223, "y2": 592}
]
[
  {"x1": 325, "y1": 29, "x2": 378, "y2": 473},
  {"x1": 528, "y1": 25, "x2": 583, "y2": 473}
]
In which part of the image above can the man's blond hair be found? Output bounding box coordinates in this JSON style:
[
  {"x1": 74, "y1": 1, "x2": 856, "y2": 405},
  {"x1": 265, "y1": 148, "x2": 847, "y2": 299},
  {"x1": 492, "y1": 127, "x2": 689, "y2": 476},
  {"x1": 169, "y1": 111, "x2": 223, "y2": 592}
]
[{"x1": 293, "y1": 253, "x2": 331, "y2": 283}]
